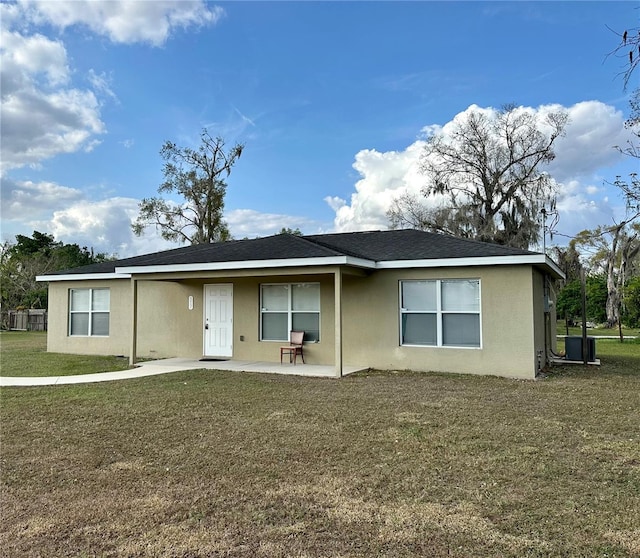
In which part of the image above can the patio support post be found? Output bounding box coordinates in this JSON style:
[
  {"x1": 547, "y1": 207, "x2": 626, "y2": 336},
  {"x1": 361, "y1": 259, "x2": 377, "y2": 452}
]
[
  {"x1": 129, "y1": 277, "x2": 138, "y2": 366},
  {"x1": 334, "y1": 267, "x2": 343, "y2": 378}
]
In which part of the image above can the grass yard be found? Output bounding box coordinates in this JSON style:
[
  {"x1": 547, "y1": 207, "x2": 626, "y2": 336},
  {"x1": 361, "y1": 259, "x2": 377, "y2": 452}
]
[
  {"x1": 556, "y1": 321, "x2": 640, "y2": 338},
  {"x1": 0, "y1": 331, "x2": 130, "y2": 377},
  {"x1": 1, "y1": 337, "x2": 639, "y2": 556}
]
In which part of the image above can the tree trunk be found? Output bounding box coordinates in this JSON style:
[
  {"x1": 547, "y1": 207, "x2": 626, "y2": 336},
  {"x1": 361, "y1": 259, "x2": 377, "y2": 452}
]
[{"x1": 605, "y1": 230, "x2": 620, "y2": 328}]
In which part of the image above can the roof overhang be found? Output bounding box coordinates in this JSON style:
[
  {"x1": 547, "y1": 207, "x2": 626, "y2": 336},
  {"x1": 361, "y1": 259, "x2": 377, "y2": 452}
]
[
  {"x1": 37, "y1": 253, "x2": 564, "y2": 282},
  {"x1": 116, "y1": 255, "x2": 377, "y2": 275},
  {"x1": 377, "y1": 254, "x2": 565, "y2": 280},
  {"x1": 36, "y1": 272, "x2": 132, "y2": 282}
]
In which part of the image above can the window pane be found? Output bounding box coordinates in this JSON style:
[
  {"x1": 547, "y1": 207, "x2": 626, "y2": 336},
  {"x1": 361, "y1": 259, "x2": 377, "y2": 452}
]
[
  {"x1": 292, "y1": 313, "x2": 319, "y2": 342},
  {"x1": 70, "y1": 289, "x2": 90, "y2": 311},
  {"x1": 402, "y1": 281, "x2": 436, "y2": 311},
  {"x1": 92, "y1": 289, "x2": 110, "y2": 311},
  {"x1": 443, "y1": 314, "x2": 480, "y2": 347},
  {"x1": 262, "y1": 313, "x2": 288, "y2": 340},
  {"x1": 91, "y1": 313, "x2": 110, "y2": 336},
  {"x1": 262, "y1": 285, "x2": 288, "y2": 311},
  {"x1": 292, "y1": 283, "x2": 320, "y2": 311},
  {"x1": 402, "y1": 313, "x2": 437, "y2": 345},
  {"x1": 70, "y1": 313, "x2": 89, "y2": 335},
  {"x1": 442, "y1": 280, "x2": 479, "y2": 312}
]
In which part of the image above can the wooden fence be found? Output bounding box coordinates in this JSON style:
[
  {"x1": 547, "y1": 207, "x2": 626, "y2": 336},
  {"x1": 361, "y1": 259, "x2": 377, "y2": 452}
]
[{"x1": 1, "y1": 310, "x2": 48, "y2": 331}]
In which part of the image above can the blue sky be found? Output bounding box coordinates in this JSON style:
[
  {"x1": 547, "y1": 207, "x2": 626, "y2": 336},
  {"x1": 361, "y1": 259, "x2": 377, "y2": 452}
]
[{"x1": 1, "y1": 1, "x2": 638, "y2": 257}]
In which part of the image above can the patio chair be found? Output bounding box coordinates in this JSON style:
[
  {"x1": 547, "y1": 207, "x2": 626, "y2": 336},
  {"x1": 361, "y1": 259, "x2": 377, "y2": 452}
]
[{"x1": 280, "y1": 331, "x2": 305, "y2": 364}]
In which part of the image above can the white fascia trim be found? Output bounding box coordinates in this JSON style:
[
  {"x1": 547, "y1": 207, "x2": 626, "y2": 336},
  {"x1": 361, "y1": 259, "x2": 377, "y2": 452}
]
[
  {"x1": 36, "y1": 273, "x2": 131, "y2": 282},
  {"x1": 116, "y1": 255, "x2": 377, "y2": 275},
  {"x1": 377, "y1": 254, "x2": 563, "y2": 276},
  {"x1": 543, "y1": 256, "x2": 565, "y2": 280}
]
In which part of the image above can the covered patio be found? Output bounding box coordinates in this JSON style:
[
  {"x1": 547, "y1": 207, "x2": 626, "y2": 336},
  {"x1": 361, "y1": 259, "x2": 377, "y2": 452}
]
[{"x1": 142, "y1": 357, "x2": 369, "y2": 378}]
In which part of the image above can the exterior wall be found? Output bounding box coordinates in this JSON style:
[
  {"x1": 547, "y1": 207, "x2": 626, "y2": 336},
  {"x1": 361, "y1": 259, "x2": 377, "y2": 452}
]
[
  {"x1": 47, "y1": 279, "x2": 132, "y2": 356},
  {"x1": 45, "y1": 263, "x2": 544, "y2": 378},
  {"x1": 136, "y1": 281, "x2": 201, "y2": 358},
  {"x1": 138, "y1": 274, "x2": 336, "y2": 364},
  {"x1": 532, "y1": 269, "x2": 546, "y2": 373},
  {"x1": 548, "y1": 280, "x2": 558, "y2": 350},
  {"x1": 341, "y1": 265, "x2": 538, "y2": 379}
]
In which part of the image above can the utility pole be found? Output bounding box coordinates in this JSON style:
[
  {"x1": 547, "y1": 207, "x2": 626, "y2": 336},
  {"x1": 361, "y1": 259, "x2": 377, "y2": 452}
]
[{"x1": 581, "y1": 267, "x2": 588, "y2": 365}]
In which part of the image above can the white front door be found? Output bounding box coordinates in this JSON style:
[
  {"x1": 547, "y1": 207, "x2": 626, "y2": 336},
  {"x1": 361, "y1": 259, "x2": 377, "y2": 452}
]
[{"x1": 204, "y1": 284, "x2": 233, "y2": 357}]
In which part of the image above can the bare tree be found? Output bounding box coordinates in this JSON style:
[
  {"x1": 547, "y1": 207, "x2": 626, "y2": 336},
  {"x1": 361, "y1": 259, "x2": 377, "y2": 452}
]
[
  {"x1": 606, "y1": 24, "x2": 640, "y2": 90},
  {"x1": 388, "y1": 105, "x2": 568, "y2": 249},
  {"x1": 613, "y1": 172, "x2": 640, "y2": 213},
  {"x1": 607, "y1": 24, "x2": 640, "y2": 208},
  {"x1": 133, "y1": 130, "x2": 244, "y2": 244}
]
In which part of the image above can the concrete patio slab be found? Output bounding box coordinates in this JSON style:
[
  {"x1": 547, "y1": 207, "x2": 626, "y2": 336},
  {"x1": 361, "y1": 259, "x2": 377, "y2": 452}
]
[{"x1": 0, "y1": 358, "x2": 368, "y2": 386}]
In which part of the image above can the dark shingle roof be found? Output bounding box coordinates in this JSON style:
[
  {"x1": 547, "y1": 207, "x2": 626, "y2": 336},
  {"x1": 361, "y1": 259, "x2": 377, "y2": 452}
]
[
  {"x1": 44, "y1": 229, "x2": 539, "y2": 276},
  {"x1": 306, "y1": 229, "x2": 534, "y2": 260}
]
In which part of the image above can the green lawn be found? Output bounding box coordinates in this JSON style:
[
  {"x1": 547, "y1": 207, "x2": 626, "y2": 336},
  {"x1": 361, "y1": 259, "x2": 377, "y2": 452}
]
[
  {"x1": 1, "y1": 335, "x2": 639, "y2": 557},
  {"x1": 556, "y1": 336, "x2": 640, "y2": 361},
  {"x1": 0, "y1": 331, "x2": 130, "y2": 377},
  {"x1": 556, "y1": 321, "x2": 640, "y2": 338}
]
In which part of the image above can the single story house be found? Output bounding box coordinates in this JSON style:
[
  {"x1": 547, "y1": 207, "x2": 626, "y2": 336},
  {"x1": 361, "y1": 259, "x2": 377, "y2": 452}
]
[{"x1": 37, "y1": 229, "x2": 563, "y2": 379}]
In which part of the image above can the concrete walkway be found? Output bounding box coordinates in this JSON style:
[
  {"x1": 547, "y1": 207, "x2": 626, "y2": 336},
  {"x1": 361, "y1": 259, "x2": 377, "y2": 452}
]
[{"x1": 0, "y1": 358, "x2": 367, "y2": 387}]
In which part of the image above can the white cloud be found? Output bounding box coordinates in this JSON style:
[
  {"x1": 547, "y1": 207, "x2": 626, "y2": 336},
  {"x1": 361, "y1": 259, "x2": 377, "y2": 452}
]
[
  {"x1": 42, "y1": 197, "x2": 167, "y2": 257},
  {"x1": 26, "y1": 197, "x2": 181, "y2": 257},
  {"x1": 0, "y1": 27, "x2": 105, "y2": 172},
  {"x1": 0, "y1": 0, "x2": 224, "y2": 173},
  {"x1": 327, "y1": 101, "x2": 632, "y2": 243},
  {"x1": 0, "y1": 179, "x2": 169, "y2": 257},
  {"x1": 88, "y1": 69, "x2": 117, "y2": 102},
  {"x1": 20, "y1": 0, "x2": 225, "y2": 46},
  {"x1": 226, "y1": 209, "x2": 327, "y2": 239},
  {"x1": 1, "y1": 176, "x2": 327, "y2": 256},
  {"x1": 1, "y1": 30, "x2": 69, "y2": 87},
  {"x1": 1, "y1": 178, "x2": 85, "y2": 223},
  {"x1": 548, "y1": 101, "x2": 632, "y2": 181},
  {"x1": 329, "y1": 141, "x2": 427, "y2": 232}
]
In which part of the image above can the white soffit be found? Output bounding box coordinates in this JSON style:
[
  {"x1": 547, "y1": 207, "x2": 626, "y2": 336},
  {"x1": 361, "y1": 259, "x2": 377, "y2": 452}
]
[
  {"x1": 377, "y1": 254, "x2": 564, "y2": 278},
  {"x1": 36, "y1": 273, "x2": 131, "y2": 282},
  {"x1": 116, "y1": 256, "x2": 377, "y2": 275},
  {"x1": 37, "y1": 254, "x2": 564, "y2": 281}
]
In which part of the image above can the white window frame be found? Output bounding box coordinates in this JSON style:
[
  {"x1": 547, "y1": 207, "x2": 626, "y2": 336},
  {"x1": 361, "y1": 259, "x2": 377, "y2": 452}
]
[
  {"x1": 260, "y1": 282, "x2": 320, "y2": 342},
  {"x1": 399, "y1": 279, "x2": 482, "y2": 349},
  {"x1": 68, "y1": 288, "x2": 110, "y2": 337}
]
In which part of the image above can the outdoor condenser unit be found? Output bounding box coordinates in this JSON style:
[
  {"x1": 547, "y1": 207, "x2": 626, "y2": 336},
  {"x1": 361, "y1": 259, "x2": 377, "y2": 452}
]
[{"x1": 565, "y1": 336, "x2": 596, "y2": 362}]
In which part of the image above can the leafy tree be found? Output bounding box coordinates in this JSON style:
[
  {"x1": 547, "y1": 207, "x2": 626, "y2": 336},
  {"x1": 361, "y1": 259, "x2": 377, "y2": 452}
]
[
  {"x1": 586, "y1": 276, "x2": 608, "y2": 325},
  {"x1": 133, "y1": 129, "x2": 244, "y2": 244},
  {"x1": 10, "y1": 231, "x2": 58, "y2": 257},
  {"x1": 574, "y1": 222, "x2": 640, "y2": 328},
  {"x1": 557, "y1": 276, "x2": 608, "y2": 325},
  {"x1": 0, "y1": 231, "x2": 111, "y2": 313},
  {"x1": 549, "y1": 241, "x2": 582, "y2": 287},
  {"x1": 556, "y1": 280, "x2": 582, "y2": 325},
  {"x1": 388, "y1": 104, "x2": 568, "y2": 249},
  {"x1": 622, "y1": 276, "x2": 640, "y2": 327},
  {"x1": 278, "y1": 227, "x2": 303, "y2": 236}
]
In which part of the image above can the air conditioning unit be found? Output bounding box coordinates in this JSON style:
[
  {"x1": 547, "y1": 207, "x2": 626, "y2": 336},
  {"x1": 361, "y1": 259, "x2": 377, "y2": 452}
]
[{"x1": 565, "y1": 336, "x2": 596, "y2": 362}]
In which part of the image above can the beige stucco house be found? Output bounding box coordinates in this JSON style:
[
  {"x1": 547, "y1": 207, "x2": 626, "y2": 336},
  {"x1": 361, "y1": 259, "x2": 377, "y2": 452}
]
[{"x1": 37, "y1": 230, "x2": 563, "y2": 379}]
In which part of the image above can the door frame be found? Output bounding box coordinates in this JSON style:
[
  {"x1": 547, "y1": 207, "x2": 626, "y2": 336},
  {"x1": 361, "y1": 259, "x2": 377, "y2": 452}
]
[{"x1": 203, "y1": 283, "x2": 233, "y2": 357}]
